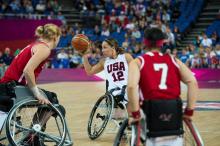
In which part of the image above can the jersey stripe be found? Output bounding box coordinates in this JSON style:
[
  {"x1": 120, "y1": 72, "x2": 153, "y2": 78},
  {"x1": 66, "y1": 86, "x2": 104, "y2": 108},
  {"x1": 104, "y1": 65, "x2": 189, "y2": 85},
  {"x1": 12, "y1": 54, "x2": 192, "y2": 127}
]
[{"x1": 138, "y1": 56, "x2": 145, "y2": 70}]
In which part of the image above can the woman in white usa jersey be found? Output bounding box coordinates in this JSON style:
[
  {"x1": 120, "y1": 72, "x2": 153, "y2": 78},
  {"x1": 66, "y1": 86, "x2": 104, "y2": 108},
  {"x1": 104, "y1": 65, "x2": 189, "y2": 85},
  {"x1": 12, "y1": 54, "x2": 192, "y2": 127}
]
[{"x1": 83, "y1": 38, "x2": 133, "y2": 102}]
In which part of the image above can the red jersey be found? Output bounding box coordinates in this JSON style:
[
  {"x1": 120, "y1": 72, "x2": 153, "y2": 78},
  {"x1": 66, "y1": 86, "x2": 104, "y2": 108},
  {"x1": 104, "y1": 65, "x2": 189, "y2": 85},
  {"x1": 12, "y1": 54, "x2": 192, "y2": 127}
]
[
  {"x1": 0, "y1": 41, "x2": 49, "y2": 85},
  {"x1": 138, "y1": 52, "x2": 180, "y2": 100}
]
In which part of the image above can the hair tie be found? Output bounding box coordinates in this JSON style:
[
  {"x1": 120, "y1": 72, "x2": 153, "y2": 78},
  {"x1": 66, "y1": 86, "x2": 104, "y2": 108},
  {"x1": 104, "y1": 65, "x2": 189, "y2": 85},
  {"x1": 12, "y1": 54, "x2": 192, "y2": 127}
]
[{"x1": 42, "y1": 26, "x2": 45, "y2": 33}]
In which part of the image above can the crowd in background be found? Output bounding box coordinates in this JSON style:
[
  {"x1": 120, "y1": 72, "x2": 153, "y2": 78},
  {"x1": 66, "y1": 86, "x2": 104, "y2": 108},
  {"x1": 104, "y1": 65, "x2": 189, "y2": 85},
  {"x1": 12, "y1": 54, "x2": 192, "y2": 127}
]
[
  {"x1": 51, "y1": 0, "x2": 219, "y2": 69},
  {"x1": 0, "y1": 0, "x2": 220, "y2": 77},
  {"x1": 0, "y1": 47, "x2": 17, "y2": 78},
  {"x1": 0, "y1": 0, "x2": 66, "y2": 23}
]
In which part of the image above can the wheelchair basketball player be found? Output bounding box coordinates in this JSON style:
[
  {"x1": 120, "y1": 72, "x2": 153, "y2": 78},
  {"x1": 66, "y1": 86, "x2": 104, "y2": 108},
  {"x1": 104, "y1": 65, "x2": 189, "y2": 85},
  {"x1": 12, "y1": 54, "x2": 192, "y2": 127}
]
[
  {"x1": 83, "y1": 38, "x2": 133, "y2": 117},
  {"x1": 0, "y1": 24, "x2": 65, "y2": 145},
  {"x1": 127, "y1": 28, "x2": 198, "y2": 146}
]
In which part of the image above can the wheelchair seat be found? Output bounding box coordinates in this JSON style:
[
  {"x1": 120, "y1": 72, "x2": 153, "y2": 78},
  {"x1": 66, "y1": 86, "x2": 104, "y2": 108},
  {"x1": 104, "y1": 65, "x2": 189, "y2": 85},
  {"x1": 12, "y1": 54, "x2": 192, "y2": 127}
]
[{"x1": 14, "y1": 86, "x2": 48, "y2": 103}]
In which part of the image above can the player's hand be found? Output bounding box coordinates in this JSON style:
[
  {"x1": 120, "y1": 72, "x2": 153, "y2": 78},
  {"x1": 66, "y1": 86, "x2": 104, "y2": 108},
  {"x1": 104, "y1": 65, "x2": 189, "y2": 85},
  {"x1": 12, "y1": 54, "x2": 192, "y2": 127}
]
[
  {"x1": 183, "y1": 108, "x2": 194, "y2": 121},
  {"x1": 36, "y1": 96, "x2": 51, "y2": 104},
  {"x1": 128, "y1": 117, "x2": 141, "y2": 125},
  {"x1": 128, "y1": 110, "x2": 143, "y2": 125},
  {"x1": 183, "y1": 115, "x2": 192, "y2": 121}
]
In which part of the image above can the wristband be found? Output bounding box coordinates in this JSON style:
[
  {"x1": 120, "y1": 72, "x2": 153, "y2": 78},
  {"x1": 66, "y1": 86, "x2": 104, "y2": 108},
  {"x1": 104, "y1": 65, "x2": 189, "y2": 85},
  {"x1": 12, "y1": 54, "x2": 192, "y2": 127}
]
[
  {"x1": 131, "y1": 110, "x2": 141, "y2": 119},
  {"x1": 184, "y1": 108, "x2": 194, "y2": 116},
  {"x1": 30, "y1": 86, "x2": 41, "y2": 97}
]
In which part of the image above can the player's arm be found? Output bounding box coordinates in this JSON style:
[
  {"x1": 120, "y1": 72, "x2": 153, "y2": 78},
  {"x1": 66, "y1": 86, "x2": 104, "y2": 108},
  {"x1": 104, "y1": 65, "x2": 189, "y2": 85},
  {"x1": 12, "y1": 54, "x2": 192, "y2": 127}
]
[
  {"x1": 83, "y1": 54, "x2": 104, "y2": 75},
  {"x1": 125, "y1": 53, "x2": 134, "y2": 64},
  {"x1": 23, "y1": 44, "x2": 50, "y2": 104},
  {"x1": 127, "y1": 58, "x2": 141, "y2": 119},
  {"x1": 176, "y1": 58, "x2": 198, "y2": 117}
]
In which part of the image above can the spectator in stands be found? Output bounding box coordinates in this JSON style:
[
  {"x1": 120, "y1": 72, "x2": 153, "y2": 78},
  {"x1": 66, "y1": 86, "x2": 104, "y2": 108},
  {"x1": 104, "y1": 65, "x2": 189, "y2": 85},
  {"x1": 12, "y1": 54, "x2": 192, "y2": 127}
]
[
  {"x1": 138, "y1": 17, "x2": 148, "y2": 30},
  {"x1": 47, "y1": 11, "x2": 56, "y2": 20},
  {"x1": 57, "y1": 27, "x2": 71, "y2": 47},
  {"x1": 9, "y1": 0, "x2": 21, "y2": 13},
  {"x1": 210, "y1": 44, "x2": 220, "y2": 68},
  {"x1": 173, "y1": 26, "x2": 181, "y2": 47},
  {"x1": 68, "y1": 49, "x2": 74, "y2": 59},
  {"x1": 122, "y1": 37, "x2": 130, "y2": 51},
  {"x1": 191, "y1": 53, "x2": 201, "y2": 68},
  {"x1": 179, "y1": 48, "x2": 189, "y2": 64},
  {"x1": 211, "y1": 32, "x2": 218, "y2": 47},
  {"x1": 162, "y1": 10, "x2": 170, "y2": 22},
  {"x1": 74, "y1": 0, "x2": 84, "y2": 12},
  {"x1": 194, "y1": 35, "x2": 201, "y2": 48},
  {"x1": 49, "y1": 0, "x2": 61, "y2": 13},
  {"x1": 0, "y1": 2, "x2": 7, "y2": 13},
  {"x1": 164, "y1": 26, "x2": 175, "y2": 49},
  {"x1": 132, "y1": 43, "x2": 142, "y2": 58},
  {"x1": 57, "y1": 48, "x2": 68, "y2": 60},
  {"x1": 88, "y1": 51, "x2": 101, "y2": 65},
  {"x1": 189, "y1": 43, "x2": 198, "y2": 54},
  {"x1": 36, "y1": 0, "x2": 46, "y2": 13},
  {"x1": 198, "y1": 47, "x2": 208, "y2": 68},
  {"x1": 166, "y1": 26, "x2": 175, "y2": 45},
  {"x1": 172, "y1": 48, "x2": 178, "y2": 58},
  {"x1": 0, "y1": 51, "x2": 4, "y2": 78},
  {"x1": 69, "y1": 51, "x2": 83, "y2": 68},
  {"x1": 57, "y1": 48, "x2": 69, "y2": 68},
  {"x1": 101, "y1": 25, "x2": 110, "y2": 37},
  {"x1": 158, "y1": 20, "x2": 166, "y2": 33},
  {"x1": 25, "y1": 0, "x2": 34, "y2": 14},
  {"x1": 203, "y1": 47, "x2": 212, "y2": 68},
  {"x1": 94, "y1": 25, "x2": 101, "y2": 36},
  {"x1": 131, "y1": 27, "x2": 141, "y2": 39},
  {"x1": 125, "y1": 18, "x2": 136, "y2": 30},
  {"x1": 201, "y1": 34, "x2": 212, "y2": 48},
  {"x1": 57, "y1": 11, "x2": 66, "y2": 25},
  {"x1": 3, "y1": 47, "x2": 13, "y2": 68}
]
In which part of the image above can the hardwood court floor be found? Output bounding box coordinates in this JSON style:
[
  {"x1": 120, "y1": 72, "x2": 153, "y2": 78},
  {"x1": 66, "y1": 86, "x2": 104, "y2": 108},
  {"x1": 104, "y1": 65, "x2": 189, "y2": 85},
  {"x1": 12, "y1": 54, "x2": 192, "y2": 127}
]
[{"x1": 39, "y1": 82, "x2": 220, "y2": 146}]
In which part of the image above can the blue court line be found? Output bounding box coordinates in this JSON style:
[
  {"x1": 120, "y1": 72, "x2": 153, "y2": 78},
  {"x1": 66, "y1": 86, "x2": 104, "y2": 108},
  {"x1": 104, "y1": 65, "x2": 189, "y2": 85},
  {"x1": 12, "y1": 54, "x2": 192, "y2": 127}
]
[{"x1": 183, "y1": 100, "x2": 220, "y2": 111}]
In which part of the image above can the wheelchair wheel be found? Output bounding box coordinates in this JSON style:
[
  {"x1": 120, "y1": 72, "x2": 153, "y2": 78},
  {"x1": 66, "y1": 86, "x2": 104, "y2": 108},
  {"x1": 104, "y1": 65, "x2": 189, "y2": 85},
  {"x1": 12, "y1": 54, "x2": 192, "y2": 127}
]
[
  {"x1": 5, "y1": 99, "x2": 67, "y2": 146},
  {"x1": 114, "y1": 118, "x2": 204, "y2": 146},
  {"x1": 87, "y1": 93, "x2": 114, "y2": 140},
  {"x1": 113, "y1": 119, "x2": 141, "y2": 146},
  {"x1": 183, "y1": 119, "x2": 204, "y2": 146}
]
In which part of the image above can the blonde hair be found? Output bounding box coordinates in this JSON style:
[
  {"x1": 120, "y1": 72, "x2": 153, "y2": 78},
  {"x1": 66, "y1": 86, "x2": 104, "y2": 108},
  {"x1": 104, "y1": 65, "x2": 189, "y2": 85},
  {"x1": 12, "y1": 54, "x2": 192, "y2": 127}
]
[{"x1": 35, "y1": 23, "x2": 61, "y2": 40}]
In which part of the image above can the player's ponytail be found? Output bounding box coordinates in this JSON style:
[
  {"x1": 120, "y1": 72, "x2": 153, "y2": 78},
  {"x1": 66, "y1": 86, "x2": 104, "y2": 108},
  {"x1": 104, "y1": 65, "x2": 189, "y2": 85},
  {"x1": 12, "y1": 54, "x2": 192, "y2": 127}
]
[
  {"x1": 116, "y1": 47, "x2": 125, "y2": 54},
  {"x1": 35, "y1": 24, "x2": 61, "y2": 41},
  {"x1": 35, "y1": 25, "x2": 44, "y2": 38},
  {"x1": 104, "y1": 38, "x2": 125, "y2": 54}
]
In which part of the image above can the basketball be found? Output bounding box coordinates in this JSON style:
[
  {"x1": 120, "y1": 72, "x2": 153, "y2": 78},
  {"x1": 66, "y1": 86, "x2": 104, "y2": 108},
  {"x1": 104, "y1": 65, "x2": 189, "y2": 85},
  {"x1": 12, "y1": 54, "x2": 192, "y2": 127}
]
[{"x1": 71, "y1": 34, "x2": 90, "y2": 52}]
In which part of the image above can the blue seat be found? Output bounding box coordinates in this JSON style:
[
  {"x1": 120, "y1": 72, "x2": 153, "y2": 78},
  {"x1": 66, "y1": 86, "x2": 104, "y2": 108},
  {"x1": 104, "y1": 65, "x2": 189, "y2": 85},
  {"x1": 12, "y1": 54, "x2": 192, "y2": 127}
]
[{"x1": 61, "y1": 59, "x2": 70, "y2": 68}]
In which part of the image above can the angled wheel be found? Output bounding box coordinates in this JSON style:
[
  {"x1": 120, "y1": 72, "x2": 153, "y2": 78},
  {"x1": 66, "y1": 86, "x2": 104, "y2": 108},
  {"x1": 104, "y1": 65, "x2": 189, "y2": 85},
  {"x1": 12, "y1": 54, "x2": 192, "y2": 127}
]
[
  {"x1": 183, "y1": 119, "x2": 204, "y2": 146},
  {"x1": 87, "y1": 94, "x2": 114, "y2": 140},
  {"x1": 6, "y1": 99, "x2": 66, "y2": 146},
  {"x1": 113, "y1": 119, "x2": 141, "y2": 146}
]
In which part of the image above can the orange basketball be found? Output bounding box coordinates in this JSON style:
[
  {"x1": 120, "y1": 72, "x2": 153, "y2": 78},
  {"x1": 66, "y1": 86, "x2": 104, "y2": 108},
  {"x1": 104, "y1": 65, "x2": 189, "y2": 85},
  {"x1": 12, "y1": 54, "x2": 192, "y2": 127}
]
[{"x1": 71, "y1": 34, "x2": 90, "y2": 52}]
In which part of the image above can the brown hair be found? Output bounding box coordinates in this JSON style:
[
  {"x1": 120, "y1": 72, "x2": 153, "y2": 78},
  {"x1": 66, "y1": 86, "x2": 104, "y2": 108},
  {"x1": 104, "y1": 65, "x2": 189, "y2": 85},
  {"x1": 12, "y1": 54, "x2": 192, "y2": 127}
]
[
  {"x1": 104, "y1": 38, "x2": 125, "y2": 54},
  {"x1": 35, "y1": 23, "x2": 61, "y2": 41}
]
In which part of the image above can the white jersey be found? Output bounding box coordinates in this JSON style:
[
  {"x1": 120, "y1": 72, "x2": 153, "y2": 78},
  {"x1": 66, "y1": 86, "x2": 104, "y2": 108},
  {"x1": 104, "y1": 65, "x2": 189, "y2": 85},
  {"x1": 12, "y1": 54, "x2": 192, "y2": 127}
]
[{"x1": 104, "y1": 54, "x2": 128, "y2": 91}]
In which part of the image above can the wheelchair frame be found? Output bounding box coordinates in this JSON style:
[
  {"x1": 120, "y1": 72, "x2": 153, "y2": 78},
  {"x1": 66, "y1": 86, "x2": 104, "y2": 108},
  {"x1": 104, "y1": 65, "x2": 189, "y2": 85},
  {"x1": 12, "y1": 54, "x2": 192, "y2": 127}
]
[
  {"x1": 0, "y1": 86, "x2": 73, "y2": 146},
  {"x1": 113, "y1": 113, "x2": 204, "y2": 146},
  {"x1": 87, "y1": 87, "x2": 129, "y2": 140}
]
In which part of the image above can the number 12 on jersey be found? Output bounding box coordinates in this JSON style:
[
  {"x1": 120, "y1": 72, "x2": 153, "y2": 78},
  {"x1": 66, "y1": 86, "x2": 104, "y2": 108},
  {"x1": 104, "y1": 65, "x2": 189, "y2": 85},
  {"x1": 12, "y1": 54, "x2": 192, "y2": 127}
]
[
  {"x1": 112, "y1": 71, "x2": 124, "y2": 82},
  {"x1": 153, "y1": 63, "x2": 168, "y2": 89}
]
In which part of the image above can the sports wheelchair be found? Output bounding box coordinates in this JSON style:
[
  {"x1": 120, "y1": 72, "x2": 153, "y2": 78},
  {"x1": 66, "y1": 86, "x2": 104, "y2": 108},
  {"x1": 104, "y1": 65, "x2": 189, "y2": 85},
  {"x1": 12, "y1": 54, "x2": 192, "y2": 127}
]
[
  {"x1": 87, "y1": 86, "x2": 129, "y2": 140},
  {"x1": 0, "y1": 85, "x2": 73, "y2": 146},
  {"x1": 113, "y1": 99, "x2": 204, "y2": 146}
]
